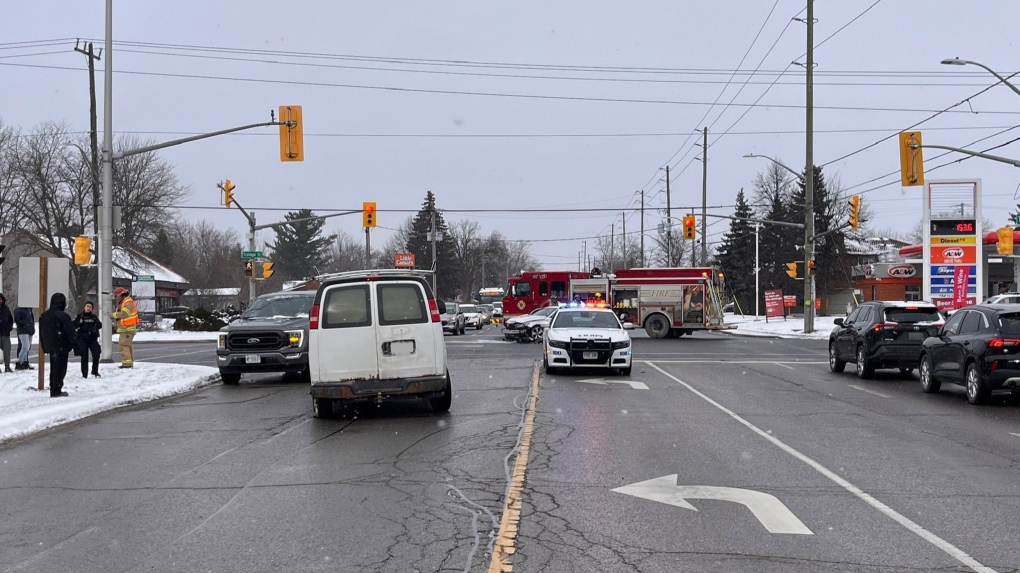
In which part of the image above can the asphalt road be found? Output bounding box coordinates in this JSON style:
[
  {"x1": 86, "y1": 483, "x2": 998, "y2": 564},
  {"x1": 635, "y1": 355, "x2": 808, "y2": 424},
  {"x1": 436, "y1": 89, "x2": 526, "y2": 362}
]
[{"x1": 3, "y1": 326, "x2": 1019, "y2": 573}]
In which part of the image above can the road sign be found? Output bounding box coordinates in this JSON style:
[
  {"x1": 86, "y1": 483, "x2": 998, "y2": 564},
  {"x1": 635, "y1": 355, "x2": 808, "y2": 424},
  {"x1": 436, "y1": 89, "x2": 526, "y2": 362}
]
[
  {"x1": 241, "y1": 250, "x2": 263, "y2": 260},
  {"x1": 611, "y1": 474, "x2": 813, "y2": 535},
  {"x1": 394, "y1": 253, "x2": 415, "y2": 268},
  {"x1": 133, "y1": 274, "x2": 155, "y2": 281}
]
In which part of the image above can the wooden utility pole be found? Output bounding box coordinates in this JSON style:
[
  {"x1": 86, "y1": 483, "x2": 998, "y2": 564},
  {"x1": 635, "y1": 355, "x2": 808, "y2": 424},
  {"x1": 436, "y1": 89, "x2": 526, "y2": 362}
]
[
  {"x1": 701, "y1": 127, "x2": 709, "y2": 264},
  {"x1": 74, "y1": 40, "x2": 102, "y2": 235},
  {"x1": 640, "y1": 190, "x2": 645, "y2": 268},
  {"x1": 665, "y1": 166, "x2": 672, "y2": 267},
  {"x1": 621, "y1": 212, "x2": 627, "y2": 269}
]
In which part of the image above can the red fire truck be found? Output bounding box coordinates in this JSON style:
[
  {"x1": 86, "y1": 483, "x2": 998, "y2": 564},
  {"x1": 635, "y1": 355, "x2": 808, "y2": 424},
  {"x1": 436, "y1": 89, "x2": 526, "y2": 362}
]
[
  {"x1": 501, "y1": 270, "x2": 591, "y2": 318},
  {"x1": 568, "y1": 267, "x2": 730, "y2": 338}
]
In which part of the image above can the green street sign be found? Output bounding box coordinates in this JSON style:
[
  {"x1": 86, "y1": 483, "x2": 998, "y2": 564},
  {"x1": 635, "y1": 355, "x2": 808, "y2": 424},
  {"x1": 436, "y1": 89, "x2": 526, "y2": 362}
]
[
  {"x1": 241, "y1": 250, "x2": 263, "y2": 260},
  {"x1": 133, "y1": 274, "x2": 155, "y2": 281}
]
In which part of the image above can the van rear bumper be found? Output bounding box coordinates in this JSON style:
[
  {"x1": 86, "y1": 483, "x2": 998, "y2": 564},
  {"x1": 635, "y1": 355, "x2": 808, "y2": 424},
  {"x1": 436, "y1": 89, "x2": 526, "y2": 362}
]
[{"x1": 310, "y1": 374, "x2": 447, "y2": 400}]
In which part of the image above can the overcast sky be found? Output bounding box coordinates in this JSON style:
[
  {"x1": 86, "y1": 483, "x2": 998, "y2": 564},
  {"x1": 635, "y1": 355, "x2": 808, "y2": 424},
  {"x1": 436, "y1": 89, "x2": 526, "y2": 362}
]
[{"x1": 4, "y1": 1, "x2": 1019, "y2": 270}]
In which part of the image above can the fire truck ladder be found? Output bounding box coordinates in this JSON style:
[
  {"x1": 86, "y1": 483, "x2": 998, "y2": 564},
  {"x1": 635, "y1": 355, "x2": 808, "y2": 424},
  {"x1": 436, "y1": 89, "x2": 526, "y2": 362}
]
[{"x1": 707, "y1": 281, "x2": 726, "y2": 326}]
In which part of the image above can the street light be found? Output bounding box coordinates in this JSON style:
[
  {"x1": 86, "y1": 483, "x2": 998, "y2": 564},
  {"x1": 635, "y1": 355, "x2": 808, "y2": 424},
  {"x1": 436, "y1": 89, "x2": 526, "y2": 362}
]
[
  {"x1": 743, "y1": 154, "x2": 805, "y2": 182},
  {"x1": 941, "y1": 57, "x2": 1020, "y2": 98}
]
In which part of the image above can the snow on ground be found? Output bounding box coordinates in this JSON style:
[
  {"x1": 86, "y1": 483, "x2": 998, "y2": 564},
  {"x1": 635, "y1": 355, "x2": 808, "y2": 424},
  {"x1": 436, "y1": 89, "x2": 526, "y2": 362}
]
[
  {"x1": 0, "y1": 361, "x2": 218, "y2": 445},
  {"x1": 723, "y1": 313, "x2": 839, "y2": 340},
  {"x1": 7, "y1": 319, "x2": 221, "y2": 345}
]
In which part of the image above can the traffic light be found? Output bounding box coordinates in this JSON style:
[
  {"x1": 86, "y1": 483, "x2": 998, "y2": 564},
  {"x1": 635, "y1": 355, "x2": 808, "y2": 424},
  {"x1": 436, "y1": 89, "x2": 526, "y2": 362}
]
[
  {"x1": 73, "y1": 236, "x2": 92, "y2": 265},
  {"x1": 786, "y1": 262, "x2": 798, "y2": 279},
  {"x1": 682, "y1": 215, "x2": 696, "y2": 240},
  {"x1": 848, "y1": 195, "x2": 861, "y2": 231},
  {"x1": 244, "y1": 260, "x2": 254, "y2": 278},
  {"x1": 279, "y1": 105, "x2": 304, "y2": 162},
  {"x1": 808, "y1": 260, "x2": 816, "y2": 276},
  {"x1": 223, "y1": 179, "x2": 235, "y2": 208},
  {"x1": 363, "y1": 201, "x2": 377, "y2": 228},
  {"x1": 898, "y1": 131, "x2": 924, "y2": 187},
  {"x1": 997, "y1": 227, "x2": 1014, "y2": 255},
  {"x1": 263, "y1": 261, "x2": 275, "y2": 279}
]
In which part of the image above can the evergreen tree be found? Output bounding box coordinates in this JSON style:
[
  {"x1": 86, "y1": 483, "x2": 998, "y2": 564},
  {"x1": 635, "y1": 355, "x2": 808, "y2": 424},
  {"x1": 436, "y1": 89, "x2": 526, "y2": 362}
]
[
  {"x1": 405, "y1": 191, "x2": 458, "y2": 298},
  {"x1": 791, "y1": 166, "x2": 848, "y2": 299},
  {"x1": 716, "y1": 190, "x2": 756, "y2": 313},
  {"x1": 753, "y1": 162, "x2": 799, "y2": 299},
  {"x1": 266, "y1": 209, "x2": 335, "y2": 280}
]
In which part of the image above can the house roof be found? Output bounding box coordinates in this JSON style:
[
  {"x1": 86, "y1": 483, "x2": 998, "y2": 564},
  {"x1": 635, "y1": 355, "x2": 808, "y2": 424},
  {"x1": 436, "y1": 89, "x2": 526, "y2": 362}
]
[
  {"x1": 184, "y1": 288, "x2": 241, "y2": 296},
  {"x1": 845, "y1": 237, "x2": 884, "y2": 256},
  {"x1": 112, "y1": 246, "x2": 189, "y2": 284}
]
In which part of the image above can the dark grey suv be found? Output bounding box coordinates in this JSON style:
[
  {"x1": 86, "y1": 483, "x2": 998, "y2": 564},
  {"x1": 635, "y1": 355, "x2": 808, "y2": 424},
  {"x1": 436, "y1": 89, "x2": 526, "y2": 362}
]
[{"x1": 216, "y1": 290, "x2": 315, "y2": 385}]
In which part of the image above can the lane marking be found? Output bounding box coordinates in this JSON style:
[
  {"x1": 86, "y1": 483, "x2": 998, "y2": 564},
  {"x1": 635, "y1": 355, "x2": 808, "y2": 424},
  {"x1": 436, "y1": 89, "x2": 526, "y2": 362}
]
[
  {"x1": 772, "y1": 362, "x2": 796, "y2": 370},
  {"x1": 1010, "y1": 433, "x2": 1020, "y2": 438},
  {"x1": 645, "y1": 360, "x2": 828, "y2": 365},
  {"x1": 848, "y1": 384, "x2": 890, "y2": 399},
  {"x1": 573, "y1": 378, "x2": 649, "y2": 390},
  {"x1": 488, "y1": 362, "x2": 541, "y2": 573},
  {"x1": 643, "y1": 360, "x2": 998, "y2": 573}
]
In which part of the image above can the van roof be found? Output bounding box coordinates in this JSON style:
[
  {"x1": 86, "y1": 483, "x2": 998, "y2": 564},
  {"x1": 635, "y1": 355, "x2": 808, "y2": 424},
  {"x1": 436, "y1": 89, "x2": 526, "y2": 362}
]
[{"x1": 314, "y1": 271, "x2": 435, "y2": 303}]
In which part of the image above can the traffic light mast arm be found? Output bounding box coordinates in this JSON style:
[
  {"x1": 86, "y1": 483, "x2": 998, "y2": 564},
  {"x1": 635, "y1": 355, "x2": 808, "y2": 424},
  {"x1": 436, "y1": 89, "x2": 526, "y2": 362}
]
[
  {"x1": 698, "y1": 213, "x2": 805, "y2": 229},
  {"x1": 915, "y1": 143, "x2": 1020, "y2": 168},
  {"x1": 113, "y1": 116, "x2": 282, "y2": 160},
  {"x1": 252, "y1": 210, "x2": 361, "y2": 231}
]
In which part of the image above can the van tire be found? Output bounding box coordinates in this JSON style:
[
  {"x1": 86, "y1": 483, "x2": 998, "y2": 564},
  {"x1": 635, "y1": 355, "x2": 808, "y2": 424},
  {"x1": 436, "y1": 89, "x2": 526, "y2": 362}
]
[
  {"x1": 313, "y1": 398, "x2": 334, "y2": 418},
  {"x1": 430, "y1": 373, "x2": 452, "y2": 413},
  {"x1": 220, "y1": 371, "x2": 241, "y2": 385}
]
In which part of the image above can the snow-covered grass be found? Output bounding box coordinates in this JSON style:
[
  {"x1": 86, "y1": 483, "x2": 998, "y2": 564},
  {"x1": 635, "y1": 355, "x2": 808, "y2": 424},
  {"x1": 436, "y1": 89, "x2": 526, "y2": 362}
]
[
  {"x1": 7, "y1": 318, "x2": 221, "y2": 345},
  {"x1": 722, "y1": 313, "x2": 839, "y2": 340},
  {"x1": 0, "y1": 361, "x2": 218, "y2": 445}
]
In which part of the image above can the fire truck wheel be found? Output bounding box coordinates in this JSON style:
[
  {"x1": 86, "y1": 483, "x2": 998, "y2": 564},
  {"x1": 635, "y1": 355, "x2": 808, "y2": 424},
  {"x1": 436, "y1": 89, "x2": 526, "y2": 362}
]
[{"x1": 644, "y1": 314, "x2": 671, "y2": 339}]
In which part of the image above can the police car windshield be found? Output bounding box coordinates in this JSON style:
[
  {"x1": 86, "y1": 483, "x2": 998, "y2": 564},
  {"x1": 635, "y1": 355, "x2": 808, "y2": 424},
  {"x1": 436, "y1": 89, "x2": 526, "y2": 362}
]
[
  {"x1": 552, "y1": 311, "x2": 620, "y2": 329},
  {"x1": 242, "y1": 294, "x2": 313, "y2": 318}
]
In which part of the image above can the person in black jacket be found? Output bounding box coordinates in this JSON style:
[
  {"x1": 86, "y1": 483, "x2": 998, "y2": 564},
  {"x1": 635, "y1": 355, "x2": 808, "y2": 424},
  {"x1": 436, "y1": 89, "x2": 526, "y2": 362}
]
[
  {"x1": 39, "y1": 293, "x2": 78, "y2": 397},
  {"x1": 73, "y1": 301, "x2": 102, "y2": 378},
  {"x1": 14, "y1": 306, "x2": 35, "y2": 370},
  {"x1": 0, "y1": 294, "x2": 13, "y2": 373}
]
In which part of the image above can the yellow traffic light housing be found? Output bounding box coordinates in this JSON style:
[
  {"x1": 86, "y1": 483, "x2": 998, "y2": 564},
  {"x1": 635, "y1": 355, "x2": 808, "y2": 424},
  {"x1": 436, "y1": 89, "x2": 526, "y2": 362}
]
[
  {"x1": 363, "y1": 201, "x2": 377, "y2": 228},
  {"x1": 848, "y1": 195, "x2": 861, "y2": 231},
  {"x1": 785, "y1": 262, "x2": 798, "y2": 279},
  {"x1": 898, "y1": 131, "x2": 924, "y2": 187},
  {"x1": 263, "y1": 261, "x2": 275, "y2": 279},
  {"x1": 682, "y1": 215, "x2": 696, "y2": 240},
  {"x1": 73, "y1": 236, "x2": 93, "y2": 265},
  {"x1": 244, "y1": 260, "x2": 254, "y2": 278},
  {"x1": 997, "y1": 227, "x2": 1014, "y2": 255},
  {"x1": 223, "y1": 179, "x2": 235, "y2": 208},
  {"x1": 279, "y1": 105, "x2": 304, "y2": 162}
]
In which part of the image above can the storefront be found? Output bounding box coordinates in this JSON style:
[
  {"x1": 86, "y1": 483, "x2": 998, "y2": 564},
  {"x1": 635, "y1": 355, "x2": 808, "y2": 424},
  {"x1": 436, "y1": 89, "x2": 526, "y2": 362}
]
[{"x1": 852, "y1": 262, "x2": 922, "y2": 302}]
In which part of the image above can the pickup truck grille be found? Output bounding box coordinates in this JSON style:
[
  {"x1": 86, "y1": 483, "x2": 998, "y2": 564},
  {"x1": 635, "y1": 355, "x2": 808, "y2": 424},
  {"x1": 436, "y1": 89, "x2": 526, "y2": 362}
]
[
  {"x1": 228, "y1": 332, "x2": 283, "y2": 351},
  {"x1": 568, "y1": 337, "x2": 611, "y2": 364}
]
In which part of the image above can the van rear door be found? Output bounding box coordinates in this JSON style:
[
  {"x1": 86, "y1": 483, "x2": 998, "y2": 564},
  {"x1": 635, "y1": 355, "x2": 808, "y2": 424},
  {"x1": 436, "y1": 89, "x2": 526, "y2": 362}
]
[
  {"x1": 375, "y1": 281, "x2": 443, "y2": 380},
  {"x1": 314, "y1": 283, "x2": 378, "y2": 381}
]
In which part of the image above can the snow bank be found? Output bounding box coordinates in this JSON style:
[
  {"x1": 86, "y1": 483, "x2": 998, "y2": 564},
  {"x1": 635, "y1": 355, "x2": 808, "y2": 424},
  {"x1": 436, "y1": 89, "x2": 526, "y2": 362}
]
[{"x1": 722, "y1": 313, "x2": 839, "y2": 340}]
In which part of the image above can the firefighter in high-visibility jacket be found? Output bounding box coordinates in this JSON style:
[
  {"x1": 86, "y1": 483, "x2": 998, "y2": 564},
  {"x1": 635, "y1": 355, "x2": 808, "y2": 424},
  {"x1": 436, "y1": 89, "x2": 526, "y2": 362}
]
[{"x1": 110, "y1": 287, "x2": 139, "y2": 368}]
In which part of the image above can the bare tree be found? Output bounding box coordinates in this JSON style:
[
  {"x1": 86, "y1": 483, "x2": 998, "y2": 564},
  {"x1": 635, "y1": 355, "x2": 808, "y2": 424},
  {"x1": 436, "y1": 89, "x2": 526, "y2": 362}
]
[
  {"x1": 112, "y1": 135, "x2": 188, "y2": 252},
  {"x1": 377, "y1": 216, "x2": 415, "y2": 269},
  {"x1": 325, "y1": 230, "x2": 372, "y2": 272},
  {"x1": 593, "y1": 233, "x2": 642, "y2": 271}
]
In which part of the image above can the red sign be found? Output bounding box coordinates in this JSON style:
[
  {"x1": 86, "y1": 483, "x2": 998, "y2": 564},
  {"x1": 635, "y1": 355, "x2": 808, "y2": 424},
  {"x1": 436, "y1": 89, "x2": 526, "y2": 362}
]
[
  {"x1": 930, "y1": 246, "x2": 977, "y2": 265},
  {"x1": 783, "y1": 295, "x2": 797, "y2": 307},
  {"x1": 952, "y1": 265, "x2": 971, "y2": 309},
  {"x1": 934, "y1": 297, "x2": 976, "y2": 312},
  {"x1": 394, "y1": 253, "x2": 416, "y2": 268},
  {"x1": 764, "y1": 289, "x2": 784, "y2": 318}
]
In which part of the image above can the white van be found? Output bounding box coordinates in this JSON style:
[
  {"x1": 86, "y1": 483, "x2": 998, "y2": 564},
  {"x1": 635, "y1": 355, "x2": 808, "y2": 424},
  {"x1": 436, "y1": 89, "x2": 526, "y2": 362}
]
[{"x1": 308, "y1": 270, "x2": 450, "y2": 417}]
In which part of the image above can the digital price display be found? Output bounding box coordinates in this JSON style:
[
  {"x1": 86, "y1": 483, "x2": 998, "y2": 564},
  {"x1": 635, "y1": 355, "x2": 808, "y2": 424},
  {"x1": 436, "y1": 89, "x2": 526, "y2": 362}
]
[{"x1": 931, "y1": 219, "x2": 976, "y2": 236}]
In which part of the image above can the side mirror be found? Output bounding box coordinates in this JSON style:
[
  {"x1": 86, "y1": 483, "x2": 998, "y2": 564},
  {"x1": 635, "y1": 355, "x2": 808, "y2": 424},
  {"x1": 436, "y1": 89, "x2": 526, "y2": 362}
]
[
  {"x1": 833, "y1": 318, "x2": 844, "y2": 326},
  {"x1": 623, "y1": 322, "x2": 635, "y2": 330},
  {"x1": 436, "y1": 300, "x2": 447, "y2": 314},
  {"x1": 926, "y1": 326, "x2": 939, "y2": 338}
]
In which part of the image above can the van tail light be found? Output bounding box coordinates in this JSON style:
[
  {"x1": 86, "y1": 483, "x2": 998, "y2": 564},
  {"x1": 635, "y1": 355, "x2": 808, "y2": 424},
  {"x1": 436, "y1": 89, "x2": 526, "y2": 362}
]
[
  {"x1": 874, "y1": 322, "x2": 898, "y2": 332},
  {"x1": 309, "y1": 304, "x2": 320, "y2": 330},
  {"x1": 428, "y1": 299, "x2": 441, "y2": 323},
  {"x1": 988, "y1": 338, "x2": 1020, "y2": 348}
]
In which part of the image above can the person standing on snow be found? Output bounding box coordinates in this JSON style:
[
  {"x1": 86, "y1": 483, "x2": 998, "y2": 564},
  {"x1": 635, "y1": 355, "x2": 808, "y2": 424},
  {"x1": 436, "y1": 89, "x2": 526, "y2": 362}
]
[
  {"x1": 110, "y1": 287, "x2": 138, "y2": 368},
  {"x1": 14, "y1": 306, "x2": 35, "y2": 370},
  {"x1": 0, "y1": 294, "x2": 13, "y2": 373},
  {"x1": 73, "y1": 301, "x2": 102, "y2": 378},
  {"x1": 39, "y1": 293, "x2": 77, "y2": 397}
]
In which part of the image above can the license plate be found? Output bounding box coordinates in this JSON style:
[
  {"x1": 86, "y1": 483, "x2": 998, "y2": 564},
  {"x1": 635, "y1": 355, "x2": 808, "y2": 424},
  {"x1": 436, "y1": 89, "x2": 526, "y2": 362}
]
[
  {"x1": 245, "y1": 354, "x2": 261, "y2": 364},
  {"x1": 387, "y1": 341, "x2": 415, "y2": 356},
  {"x1": 583, "y1": 351, "x2": 598, "y2": 360},
  {"x1": 908, "y1": 332, "x2": 924, "y2": 341}
]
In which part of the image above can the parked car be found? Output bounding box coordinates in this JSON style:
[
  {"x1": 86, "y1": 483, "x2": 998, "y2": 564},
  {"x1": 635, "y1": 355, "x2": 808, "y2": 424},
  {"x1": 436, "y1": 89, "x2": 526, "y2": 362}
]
[
  {"x1": 459, "y1": 303, "x2": 484, "y2": 330},
  {"x1": 216, "y1": 291, "x2": 315, "y2": 385},
  {"x1": 504, "y1": 306, "x2": 559, "y2": 342},
  {"x1": 918, "y1": 304, "x2": 1020, "y2": 404},
  {"x1": 441, "y1": 302, "x2": 466, "y2": 335},
  {"x1": 543, "y1": 308, "x2": 635, "y2": 375},
  {"x1": 158, "y1": 305, "x2": 192, "y2": 318},
  {"x1": 982, "y1": 293, "x2": 1020, "y2": 305},
  {"x1": 829, "y1": 301, "x2": 942, "y2": 379},
  {"x1": 307, "y1": 270, "x2": 451, "y2": 417}
]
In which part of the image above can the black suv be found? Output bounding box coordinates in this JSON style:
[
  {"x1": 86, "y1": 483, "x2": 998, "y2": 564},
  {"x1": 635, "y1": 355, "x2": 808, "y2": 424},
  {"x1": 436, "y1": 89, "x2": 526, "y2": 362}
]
[
  {"x1": 829, "y1": 301, "x2": 942, "y2": 378},
  {"x1": 216, "y1": 290, "x2": 315, "y2": 385}
]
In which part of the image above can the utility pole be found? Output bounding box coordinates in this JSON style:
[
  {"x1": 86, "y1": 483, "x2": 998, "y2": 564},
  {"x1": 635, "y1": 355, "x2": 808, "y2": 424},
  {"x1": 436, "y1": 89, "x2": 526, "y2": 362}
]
[
  {"x1": 431, "y1": 208, "x2": 438, "y2": 295},
  {"x1": 610, "y1": 222, "x2": 615, "y2": 272},
  {"x1": 691, "y1": 210, "x2": 697, "y2": 268},
  {"x1": 701, "y1": 127, "x2": 709, "y2": 264},
  {"x1": 621, "y1": 212, "x2": 627, "y2": 269},
  {"x1": 583, "y1": 240, "x2": 587, "y2": 272},
  {"x1": 74, "y1": 40, "x2": 102, "y2": 236},
  {"x1": 98, "y1": 0, "x2": 114, "y2": 362},
  {"x1": 365, "y1": 227, "x2": 371, "y2": 269},
  {"x1": 640, "y1": 190, "x2": 645, "y2": 268},
  {"x1": 665, "y1": 165, "x2": 672, "y2": 267},
  {"x1": 802, "y1": 0, "x2": 816, "y2": 333},
  {"x1": 754, "y1": 222, "x2": 761, "y2": 319}
]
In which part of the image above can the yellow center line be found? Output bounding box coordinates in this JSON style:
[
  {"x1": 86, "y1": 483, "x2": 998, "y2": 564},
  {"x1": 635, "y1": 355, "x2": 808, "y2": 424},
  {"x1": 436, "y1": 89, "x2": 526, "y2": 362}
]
[{"x1": 488, "y1": 362, "x2": 541, "y2": 573}]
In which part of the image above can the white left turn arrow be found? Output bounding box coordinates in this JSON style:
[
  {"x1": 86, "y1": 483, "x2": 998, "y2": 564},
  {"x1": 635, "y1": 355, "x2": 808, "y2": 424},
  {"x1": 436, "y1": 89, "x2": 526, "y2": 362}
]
[
  {"x1": 611, "y1": 474, "x2": 812, "y2": 535},
  {"x1": 574, "y1": 378, "x2": 649, "y2": 390}
]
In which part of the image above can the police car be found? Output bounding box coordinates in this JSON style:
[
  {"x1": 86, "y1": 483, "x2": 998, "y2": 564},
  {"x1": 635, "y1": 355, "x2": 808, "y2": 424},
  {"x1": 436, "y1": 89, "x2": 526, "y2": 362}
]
[{"x1": 543, "y1": 307, "x2": 634, "y2": 376}]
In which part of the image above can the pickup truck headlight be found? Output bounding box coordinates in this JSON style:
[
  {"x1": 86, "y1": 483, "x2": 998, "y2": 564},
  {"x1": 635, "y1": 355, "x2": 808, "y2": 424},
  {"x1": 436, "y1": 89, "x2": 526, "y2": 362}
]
[
  {"x1": 285, "y1": 329, "x2": 304, "y2": 348},
  {"x1": 548, "y1": 340, "x2": 568, "y2": 349},
  {"x1": 611, "y1": 340, "x2": 631, "y2": 350},
  {"x1": 217, "y1": 333, "x2": 226, "y2": 350}
]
